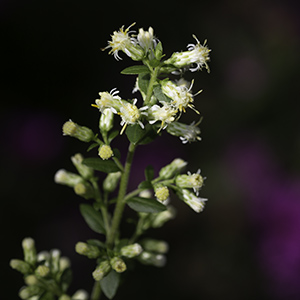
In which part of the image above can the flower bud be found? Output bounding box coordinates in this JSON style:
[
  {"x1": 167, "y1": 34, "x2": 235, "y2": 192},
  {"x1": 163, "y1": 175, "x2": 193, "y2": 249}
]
[
  {"x1": 142, "y1": 239, "x2": 169, "y2": 254},
  {"x1": 50, "y1": 249, "x2": 61, "y2": 274},
  {"x1": 154, "y1": 185, "x2": 169, "y2": 203},
  {"x1": 75, "y1": 242, "x2": 101, "y2": 259},
  {"x1": 19, "y1": 285, "x2": 42, "y2": 300},
  {"x1": 92, "y1": 260, "x2": 111, "y2": 281},
  {"x1": 99, "y1": 108, "x2": 114, "y2": 132},
  {"x1": 110, "y1": 257, "x2": 127, "y2": 273},
  {"x1": 62, "y1": 120, "x2": 94, "y2": 142},
  {"x1": 180, "y1": 189, "x2": 207, "y2": 213},
  {"x1": 120, "y1": 243, "x2": 143, "y2": 258},
  {"x1": 22, "y1": 237, "x2": 37, "y2": 266},
  {"x1": 103, "y1": 171, "x2": 122, "y2": 193},
  {"x1": 138, "y1": 251, "x2": 166, "y2": 267},
  {"x1": 10, "y1": 259, "x2": 32, "y2": 274},
  {"x1": 175, "y1": 169, "x2": 203, "y2": 195},
  {"x1": 151, "y1": 206, "x2": 176, "y2": 228},
  {"x1": 74, "y1": 181, "x2": 95, "y2": 199},
  {"x1": 59, "y1": 257, "x2": 71, "y2": 272},
  {"x1": 98, "y1": 144, "x2": 113, "y2": 160},
  {"x1": 54, "y1": 169, "x2": 83, "y2": 188},
  {"x1": 159, "y1": 158, "x2": 187, "y2": 179},
  {"x1": 35, "y1": 265, "x2": 50, "y2": 277},
  {"x1": 71, "y1": 153, "x2": 94, "y2": 179},
  {"x1": 72, "y1": 290, "x2": 89, "y2": 300},
  {"x1": 24, "y1": 275, "x2": 38, "y2": 286}
]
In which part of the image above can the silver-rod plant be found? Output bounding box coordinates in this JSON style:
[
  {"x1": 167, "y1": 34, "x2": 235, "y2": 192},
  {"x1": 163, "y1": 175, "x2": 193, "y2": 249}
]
[{"x1": 11, "y1": 23, "x2": 211, "y2": 300}]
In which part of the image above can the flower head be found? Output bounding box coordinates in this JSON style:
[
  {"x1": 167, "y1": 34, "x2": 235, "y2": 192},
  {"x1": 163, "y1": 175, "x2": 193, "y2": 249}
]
[
  {"x1": 161, "y1": 80, "x2": 200, "y2": 113},
  {"x1": 166, "y1": 120, "x2": 202, "y2": 144},
  {"x1": 148, "y1": 103, "x2": 177, "y2": 132},
  {"x1": 118, "y1": 99, "x2": 147, "y2": 134},
  {"x1": 181, "y1": 189, "x2": 207, "y2": 213},
  {"x1": 137, "y1": 27, "x2": 156, "y2": 53},
  {"x1": 98, "y1": 144, "x2": 113, "y2": 160},
  {"x1": 154, "y1": 185, "x2": 170, "y2": 203},
  {"x1": 92, "y1": 88, "x2": 122, "y2": 113},
  {"x1": 164, "y1": 36, "x2": 210, "y2": 72},
  {"x1": 176, "y1": 169, "x2": 204, "y2": 195},
  {"x1": 104, "y1": 23, "x2": 144, "y2": 61}
]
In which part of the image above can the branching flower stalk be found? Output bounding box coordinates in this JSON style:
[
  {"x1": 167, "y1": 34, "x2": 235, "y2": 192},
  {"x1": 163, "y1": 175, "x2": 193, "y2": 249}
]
[{"x1": 11, "y1": 24, "x2": 211, "y2": 300}]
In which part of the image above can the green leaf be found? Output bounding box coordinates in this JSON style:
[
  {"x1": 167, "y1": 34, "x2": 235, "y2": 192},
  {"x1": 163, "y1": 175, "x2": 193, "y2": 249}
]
[
  {"x1": 138, "y1": 73, "x2": 150, "y2": 95},
  {"x1": 82, "y1": 158, "x2": 121, "y2": 173},
  {"x1": 127, "y1": 197, "x2": 167, "y2": 213},
  {"x1": 145, "y1": 165, "x2": 154, "y2": 181},
  {"x1": 154, "y1": 41, "x2": 164, "y2": 60},
  {"x1": 108, "y1": 130, "x2": 119, "y2": 143},
  {"x1": 87, "y1": 142, "x2": 99, "y2": 152},
  {"x1": 121, "y1": 65, "x2": 150, "y2": 75},
  {"x1": 100, "y1": 270, "x2": 120, "y2": 299},
  {"x1": 153, "y1": 85, "x2": 172, "y2": 103},
  {"x1": 87, "y1": 239, "x2": 106, "y2": 249},
  {"x1": 60, "y1": 268, "x2": 72, "y2": 293},
  {"x1": 79, "y1": 204, "x2": 105, "y2": 234},
  {"x1": 138, "y1": 180, "x2": 153, "y2": 190},
  {"x1": 125, "y1": 123, "x2": 157, "y2": 145}
]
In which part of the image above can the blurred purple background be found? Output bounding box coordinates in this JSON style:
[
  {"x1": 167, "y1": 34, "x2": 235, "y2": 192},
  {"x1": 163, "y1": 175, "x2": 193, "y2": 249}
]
[{"x1": 1, "y1": 0, "x2": 300, "y2": 299}]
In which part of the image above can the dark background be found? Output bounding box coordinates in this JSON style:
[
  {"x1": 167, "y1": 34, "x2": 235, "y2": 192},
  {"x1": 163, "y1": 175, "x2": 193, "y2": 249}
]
[{"x1": 2, "y1": 0, "x2": 300, "y2": 299}]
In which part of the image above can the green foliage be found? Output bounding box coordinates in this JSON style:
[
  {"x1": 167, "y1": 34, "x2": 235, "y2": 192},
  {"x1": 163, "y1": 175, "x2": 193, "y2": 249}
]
[
  {"x1": 82, "y1": 157, "x2": 121, "y2": 173},
  {"x1": 80, "y1": 204, "x2": 106, "y2": 234},
  {"x1": 127, "y1": 197, "x2": 166, "y2": 213},
  {"x1": 100, "y1": 270, "x2": 120, "y2": 299}
]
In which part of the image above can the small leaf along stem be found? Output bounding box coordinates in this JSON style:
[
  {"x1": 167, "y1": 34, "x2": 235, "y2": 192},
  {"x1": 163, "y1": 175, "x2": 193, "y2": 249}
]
[
  {"x1": 91, "y1": 280, "x2": 102, "y2": 300},
  {"x1": 106, "y1": 142, "x2": 137, "y2": 249}
]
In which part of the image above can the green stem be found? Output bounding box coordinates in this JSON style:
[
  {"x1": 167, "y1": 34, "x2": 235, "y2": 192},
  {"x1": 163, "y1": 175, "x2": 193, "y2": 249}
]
[
  {"x1": 107, "y1": 142, "x2": 137, "y2": 248},
  {"x1": 123, "y1": 188, "x2": 143, "y2": 203},
  {"x1": 90, "y1": 178, "x2": 110, "y2": 236},
  {"x1": 91, "y1": 281, "x2": 102, "y2": 300},
  {"x1": 144, "y1": 65, "x2": 160, "y2": 105}
]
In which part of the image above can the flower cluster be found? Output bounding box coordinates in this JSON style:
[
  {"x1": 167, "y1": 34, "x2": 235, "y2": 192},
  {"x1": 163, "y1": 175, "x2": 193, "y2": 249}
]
[
  {"x1": 94, "y1": 24, "x2": 210, "y2": 141},
  {"x1": 10, "y1": 238, "x2": 87, "y2": 300}
]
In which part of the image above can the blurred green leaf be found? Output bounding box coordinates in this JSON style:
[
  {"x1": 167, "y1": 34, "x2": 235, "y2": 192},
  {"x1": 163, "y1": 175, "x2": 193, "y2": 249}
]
[
  {"x1": 127, "y1": 197, "x2": 166, "y2": 213},
  {"x1": 79, "y1": 204, "x2": 105, "y2": 234},
  {"x1": 138, "y1": 73, "x2": 150, "y2": 94},
  {"x1": 153, "y1": 85, "x2": 172, "y2": 103},
  {"x1": 138, "y1": 180, "x2": 153, "y2": 190},
  {"x1": 125, "y1": 123, "x2": 157, "y2": 145},
  {"x1": 145, "y1": 165, "x2": 154, "y2": 181},
  {"x1": 121, "y1": 65, "x2": 150, "y2": 75},
  {"x1": 60, "y1": 268, "x2": 72, "y2": 293},
  {"x1": 87, "y1": 143, "x2": 99, "y2": 152},
  {"x1": 100, "y1": 270, "x2": 120, "y2": 299},
  {"x1": 82, "y1": 158, "x2": 121, "y2": 173}
]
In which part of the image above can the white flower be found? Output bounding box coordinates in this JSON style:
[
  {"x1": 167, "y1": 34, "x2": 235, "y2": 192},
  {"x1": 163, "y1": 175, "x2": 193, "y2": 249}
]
[
  {"x1": 181, "y1": 189, "x2": 207, "y2": 213},
  {"x1": 92, "y1": 88, "x2": 122, "y2": 113},
  {"x1": 137, "y1": 27, "x2": 156, "y2": 52},
  {"x1": 176, "y1": 169, "x2": 204, "y2": 196},
  {"x1": 104, "y1": 23, "x2": 144, "y2": 61},
  {"x1": 166, "y1": 120, "x2": 202, "y2": 144},
  {"x1": 118, "y1": 99, "x2": 148, "y2": 134},
  {"x1": 148, "y1": 103, "x2": 177, "y2": 132},
  {"x1": 161, "y1": 80, "x2": 200, "y2": 113},
  {"x1": 164, "y1": 35, "x2": 210, "y2": 72}
]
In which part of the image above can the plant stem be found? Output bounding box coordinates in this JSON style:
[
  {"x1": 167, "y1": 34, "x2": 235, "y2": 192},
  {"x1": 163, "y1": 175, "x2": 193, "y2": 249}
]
[
  {"x1": 144, "y1": 65, "x2": 160, "y2": 105},
  {"x1": 91, "y1": 281, "x2": 102, "y2": 300},
  {"x1": 107, "y1": 142, "x2": 136, "y2": 248}
]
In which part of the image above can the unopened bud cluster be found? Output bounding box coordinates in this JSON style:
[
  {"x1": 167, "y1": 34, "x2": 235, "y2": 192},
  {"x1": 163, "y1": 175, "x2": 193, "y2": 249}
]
[{"x1": 10, "y1": 238, "x2": 84, "y2": 300}]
